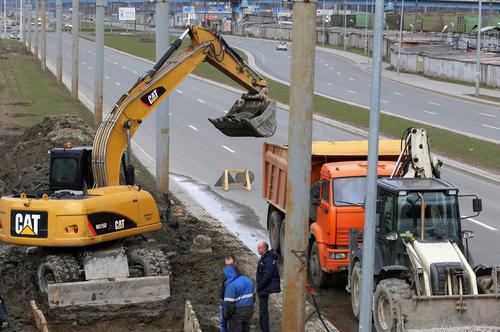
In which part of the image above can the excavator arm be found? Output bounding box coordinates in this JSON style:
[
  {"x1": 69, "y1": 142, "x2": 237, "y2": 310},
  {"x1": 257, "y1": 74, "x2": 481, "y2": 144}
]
[{"x1": 91, "y1": 25, "x2": 276, "y2": 187}]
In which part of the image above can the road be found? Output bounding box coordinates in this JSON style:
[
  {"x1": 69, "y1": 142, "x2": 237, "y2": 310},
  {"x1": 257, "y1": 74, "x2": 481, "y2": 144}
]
[
  {"x1": 33, "y1": 32, "x2": 500, "y2": 327},
  {"x1": 223, "y1": 35, "x2": 500, "y2": 144}
]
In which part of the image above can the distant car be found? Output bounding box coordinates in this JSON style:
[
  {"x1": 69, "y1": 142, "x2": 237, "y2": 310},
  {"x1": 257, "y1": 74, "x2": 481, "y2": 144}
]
[
  {"x1": 10, "y1": 32, "x2": 20, "y2": 40},
  {"x1": 276, "y1": 41, "x2": 287, "y2": 51}
]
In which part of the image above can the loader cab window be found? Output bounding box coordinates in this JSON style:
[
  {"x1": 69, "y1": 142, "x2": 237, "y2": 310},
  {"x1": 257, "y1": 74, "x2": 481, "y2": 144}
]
[
  {"x1": 396, "y1": 191, "x2": 460, "y2": 243},
  {"x1": 377, "y1": 191, "x2": 395, "y2": 235},
  {"x1": 333, "y1": 177, "x2": 366, "y2": 207}
]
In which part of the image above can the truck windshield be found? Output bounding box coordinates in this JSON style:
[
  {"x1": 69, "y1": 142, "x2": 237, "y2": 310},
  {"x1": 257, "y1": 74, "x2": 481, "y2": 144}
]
[
  {"x1": 397, "y1": 191, "x2": 460, "y2": 242},
  {"x1": 333, "y1": 177, "x2": 366, "y2": 206}
]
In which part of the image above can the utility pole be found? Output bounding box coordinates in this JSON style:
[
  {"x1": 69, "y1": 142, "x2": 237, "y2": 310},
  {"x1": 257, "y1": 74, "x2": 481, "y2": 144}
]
[
  {"x1": 94, "y1": 0, "x2": 104, "y2": 125},
  {"x1": 358, "y1": 0, "x2": 384, "y2": 327},
  {"x1": 40, "y1": 0, "x2": 46, "y2": 71},
  {"x1": 343, "y1": 0, "x2": 347, "y2": 50},
  {"x1": 20, "y1": 0, "x2": 23, "y2": 41},
  {"x1": 156, "y1": 0, "x2": 170, "y2": 203},
  {"x1": 396, "y1": 0, "x2": 404, "y2": 75},
  {"x1": 475, "y1": 0, "x2": 482, "y2": 97},
  {"x1": 56, "y1": 0, "x2": 62, "y2": 83},
  {"x1": 364, "y1": 0, "x2": 368, "y2": 55},
  {"x1": 322, "y1": 0, "x2": 325, "y2": 46},
  {"x1": 34, "y1": 0, "x2": 38, "y2": 58},
  {"x1": 281, "y1": 0, "x2": 317, "y2": 331},
  {"x1": 3, "y1": 0, "x2": 6, "y2": 39},
  {"x1": 71, "y1": 0, "x2": 79, "y2": 100}
]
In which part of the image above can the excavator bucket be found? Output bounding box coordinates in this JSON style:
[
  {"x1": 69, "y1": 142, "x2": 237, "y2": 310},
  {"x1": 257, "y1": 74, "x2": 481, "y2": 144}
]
[{"x1": 209, "y1": 93, "x2": 277, "y2": 138}]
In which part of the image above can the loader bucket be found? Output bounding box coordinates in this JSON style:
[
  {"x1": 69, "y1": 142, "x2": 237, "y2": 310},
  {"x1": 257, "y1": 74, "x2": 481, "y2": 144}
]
[
  {"x1": 398, "y1": 295, "x2": 500, "y2": 330},
  {"x1": 209, "y1": 93, "x2": 277, "y2": 138}
]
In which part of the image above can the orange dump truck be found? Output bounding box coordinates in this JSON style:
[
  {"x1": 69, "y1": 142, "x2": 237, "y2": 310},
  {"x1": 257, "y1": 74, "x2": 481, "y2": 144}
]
[{"x1": 262, "y1": 140, "x2": 401, "y2": 288}]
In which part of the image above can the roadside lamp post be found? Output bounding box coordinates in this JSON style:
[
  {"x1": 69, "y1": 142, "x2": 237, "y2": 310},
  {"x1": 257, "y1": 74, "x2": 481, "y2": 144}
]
[
  {"x1": 396, "y1": 0, "x2": 404, "y2": 75},
  {"x1": 475, "y1": 0, "x2": 482, "y2": 97},
  {"x1": 343, "y1": 0, "x2": 347, "y2": 50}
]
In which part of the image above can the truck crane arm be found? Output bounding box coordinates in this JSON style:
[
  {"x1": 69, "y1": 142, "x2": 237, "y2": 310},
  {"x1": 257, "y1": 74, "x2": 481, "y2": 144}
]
[{"x1": 92, "y1": 25, "x2": 276, "y2": 187}]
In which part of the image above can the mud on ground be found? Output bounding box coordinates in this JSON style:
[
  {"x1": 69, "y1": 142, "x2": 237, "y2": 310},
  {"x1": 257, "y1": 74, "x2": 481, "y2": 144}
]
[{"x1": 0, "y1": 116, "x2": 262, "y2": 331}]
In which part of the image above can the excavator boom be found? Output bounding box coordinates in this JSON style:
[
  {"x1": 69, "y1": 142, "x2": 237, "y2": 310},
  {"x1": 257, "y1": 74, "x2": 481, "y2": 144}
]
[{"x1": 92, "y1": 25, "x2": 276, "y2": 187}]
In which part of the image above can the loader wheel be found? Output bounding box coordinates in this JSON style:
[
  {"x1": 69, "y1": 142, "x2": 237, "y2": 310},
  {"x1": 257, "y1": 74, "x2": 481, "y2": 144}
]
[
  {"x1": 350, "y1": 261, "x2": 362, "y2": 319},
  {"x1": 37, "y1": 255, "x2": 74, "y2": 294},
  {"x1": 268, "y1": 210, "x2": 282, "y2": 254},
  {"x1": 373, "y1": 279, "x2": 411, "y2": 332},
  {"x1": 308, "y1": 241, "x2": 330, "y2": 288},
  {"x1": 128, "y1": 248, "x2": 171, "y2": 278}
]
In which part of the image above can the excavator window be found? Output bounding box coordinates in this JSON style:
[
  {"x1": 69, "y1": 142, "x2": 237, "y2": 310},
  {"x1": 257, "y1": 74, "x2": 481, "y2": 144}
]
[{"x1": 51, "y1": 158, "x2": 78, "y2": 188}]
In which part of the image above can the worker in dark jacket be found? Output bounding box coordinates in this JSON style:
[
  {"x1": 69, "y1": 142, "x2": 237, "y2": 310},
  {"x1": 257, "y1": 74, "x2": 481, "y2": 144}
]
[
  {"x1": 256, "y1": 241, "x2": 280, "y2": 332},
  {"x1": 222, "y1": 264, "x2": 255, "y2": 332}
]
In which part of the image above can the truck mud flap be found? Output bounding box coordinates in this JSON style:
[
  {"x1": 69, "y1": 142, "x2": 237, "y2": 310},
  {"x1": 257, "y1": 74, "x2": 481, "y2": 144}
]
[
  {"x1": 399, "y1": 295, "x2": 500, "y2": 330},
  {"x1": 209, "y1": 95, "x2": 276, "y2": 138},
  {"x1": 47, "y1": 276, "x2": 170, "y2": 308}
]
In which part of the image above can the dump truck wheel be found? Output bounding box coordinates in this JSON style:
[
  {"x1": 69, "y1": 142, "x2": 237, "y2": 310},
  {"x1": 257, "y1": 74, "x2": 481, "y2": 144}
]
[
  {"x1": 268, "y1": 210, "x2": 282, "y2": 254},
  {"x1": 37, "y1": 255, "x2": 73, "y2": 294},
  {"x1": 308, "y1": 241, "x2": 330, "y2": 288},
  {"x1": 128, "y1": 248, "x2": 171, "y2": 277},
  {"x1": 350, "y1": 261, "x2": 362, "y2": 319},
  {"x1": 373, "y1": 279, "x2": 410, "y2": 332}
]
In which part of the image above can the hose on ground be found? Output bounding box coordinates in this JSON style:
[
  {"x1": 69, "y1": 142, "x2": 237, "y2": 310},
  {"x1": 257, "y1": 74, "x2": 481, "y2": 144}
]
[{"x1": 306, "y1": 284, "x2": 331, "y2": 332}]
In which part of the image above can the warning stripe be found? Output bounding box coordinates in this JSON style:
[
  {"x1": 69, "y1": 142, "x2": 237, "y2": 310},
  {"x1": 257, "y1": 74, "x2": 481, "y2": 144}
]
[{"x1": 87, "y1": 220, "x2": 97, "y2": 236}]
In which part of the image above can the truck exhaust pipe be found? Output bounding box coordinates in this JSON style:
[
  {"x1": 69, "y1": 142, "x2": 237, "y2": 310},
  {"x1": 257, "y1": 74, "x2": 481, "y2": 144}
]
[{"x1": 209, "y1": 92, "x2": 277, "y2": 138}]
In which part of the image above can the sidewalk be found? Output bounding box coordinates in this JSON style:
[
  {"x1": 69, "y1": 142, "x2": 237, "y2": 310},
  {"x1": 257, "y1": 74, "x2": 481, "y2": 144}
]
[{"x1": 317, "y1": 46, "x2": 500, "y2": 107}]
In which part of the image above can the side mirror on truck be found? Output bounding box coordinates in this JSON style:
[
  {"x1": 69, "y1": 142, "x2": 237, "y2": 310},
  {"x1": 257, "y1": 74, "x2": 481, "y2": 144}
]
[{"x1": 473, "y1": 197, "x2": 482, "y2": 213}]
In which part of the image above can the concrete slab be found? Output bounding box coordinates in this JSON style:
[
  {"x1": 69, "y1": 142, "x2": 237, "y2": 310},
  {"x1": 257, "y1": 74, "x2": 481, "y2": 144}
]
[{"x1": 47, "y1": 276, "x2": 170, "y2": 308}]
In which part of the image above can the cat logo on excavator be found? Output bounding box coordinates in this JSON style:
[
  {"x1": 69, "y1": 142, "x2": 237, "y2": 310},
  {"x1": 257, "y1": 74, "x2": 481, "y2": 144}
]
[
  {"x1": 141, "y1": 87, "x2": 166, "y2": 107},
  {"x1": 10, "y1": 211, "x2": 48, "y2": 238}
]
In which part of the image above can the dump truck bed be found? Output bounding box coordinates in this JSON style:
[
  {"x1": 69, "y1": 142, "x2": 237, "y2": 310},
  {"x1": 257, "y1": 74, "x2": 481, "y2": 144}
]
[{"x1": 262, "y1": 140, "x2": 402, "y2": 213}]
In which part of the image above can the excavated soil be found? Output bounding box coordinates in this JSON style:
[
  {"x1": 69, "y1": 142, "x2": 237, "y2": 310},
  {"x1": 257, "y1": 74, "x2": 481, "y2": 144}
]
[{"x1": 0, "y1": 115, "x2": 258, "y2": 331}]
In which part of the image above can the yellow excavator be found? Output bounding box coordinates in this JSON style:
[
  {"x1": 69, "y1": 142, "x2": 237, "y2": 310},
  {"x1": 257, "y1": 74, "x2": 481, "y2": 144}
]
[{"x1": 0, "y1": 25, "x2": 276, "y2": 307}]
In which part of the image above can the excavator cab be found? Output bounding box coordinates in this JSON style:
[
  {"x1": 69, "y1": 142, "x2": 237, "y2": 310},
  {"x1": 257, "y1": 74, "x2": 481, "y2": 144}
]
[{"x1": 49, "y1": 146, "x2": 94, "y2": 191}]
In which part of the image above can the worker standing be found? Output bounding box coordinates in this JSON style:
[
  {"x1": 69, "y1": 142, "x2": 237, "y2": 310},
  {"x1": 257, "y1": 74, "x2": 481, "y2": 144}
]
[
  {"x1": 256, "y1": 241, "x2": 280, "y2": 332},
  {"x1": 222, "y1": 264, "x2": 255, "y2": 332},
  {"x1": 0, "y1": 293, "x2": 7, "y2": 329},
  {"x1": 220, "y1": 255, "x2": 237, "y2": 332}
]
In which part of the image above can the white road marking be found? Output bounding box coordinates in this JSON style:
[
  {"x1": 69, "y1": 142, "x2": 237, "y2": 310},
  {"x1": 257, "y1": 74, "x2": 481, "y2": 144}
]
[
  {"x1": 394, "y1": 92, "x2": 404, "y2": 96},
  {"x1": 133, "y1": 70, "x2": 138, "y2": 74},
  {"x1": 329, "y1": 67, "x2": 334, "y2": 70},
  {"x1": 381, "y1": 99, "x2": 389, "y2": 104},
  {"x1": 115, "y1": 82, "x2": 121, "y2": 86},
  {"x1": 113, "y1": 61, "x2": 118, "y2": 65},
  {"x1": 262, "y1": 61, "x2": 266, "y2": 63},
  {"x1": 188, "y1": 125, "x2": 199, "y2": 131},
  {"x1": 222, "y1": 145, "x2": 235, "y2": 153},
  {"x1": 326, "y1": 82, "x2": 333, "y2": 86},
  {"x1": 122, "y1": 66, "x2": 127, "y2": 70},
  {"x1": 482, "y1": 124, "x2": 500, "y2": 130},
  {"x1": 176, "y1": 89, "x2": 183, "y2": 94},
  {"x1": 92, "y1": 52, "x2": 96, "y2": 56},
  {"x1": 105, "y1": 75, "x2": 110, "y2": 79},
  {"x1": 428, "y1": 101, "x2": 441, "y2": 106},
  {"x1": 337, "y1": 72, "x2": 342, "y2": 75},
  {"x1": 463, "y1": 217, "x2": 497, "y2": 231},
  {"x1": 349, "y1": 77, "x2": 355, "y2": 81},
  {"x1": 479, "y1": 112, "x2": 496, "y2": 118},
  {"x1": 197, "y1": 99, "x2": 205, "y2": 103},
  {"x1": 81, "y1": 62, "x2": 85, "y2": 65},
  {"x1": 105, "y1": 58, "x2": 110, "y2": 61},
  {"x1": 348, "y1": 90, "x2": 356, "y2": 94},
  {"x1": 88, "y1": 66, "x2": 92, "y2": 70},
  {"x1": 423, "y1": 110, "x2": 438, "y2": 115}
]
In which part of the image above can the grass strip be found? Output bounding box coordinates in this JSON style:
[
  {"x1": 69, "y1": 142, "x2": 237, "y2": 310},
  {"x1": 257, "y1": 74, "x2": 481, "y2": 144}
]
[{"x1": 103, "y1": 34, "x2": 500, "y2": 172}]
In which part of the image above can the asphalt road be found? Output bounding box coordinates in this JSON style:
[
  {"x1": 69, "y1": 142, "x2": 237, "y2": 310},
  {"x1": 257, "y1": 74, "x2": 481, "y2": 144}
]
[
  {"x1": 38, "y1": 32, "x2": 500, "y2": 267},
  {"x1": 224, "y1": 35, "x2": 500, "y2": 144}
]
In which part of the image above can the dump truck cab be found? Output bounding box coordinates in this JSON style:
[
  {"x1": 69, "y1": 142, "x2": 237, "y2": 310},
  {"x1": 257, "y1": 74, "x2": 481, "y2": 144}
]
[{"x1": 308, "y1": 160, "x2": 397, "y2": 287}]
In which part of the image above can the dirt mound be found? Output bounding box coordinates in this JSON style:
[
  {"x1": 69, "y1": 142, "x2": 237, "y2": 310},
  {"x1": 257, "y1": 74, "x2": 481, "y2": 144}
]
[{"x1": 0, "y1": 115, "x2": 94, "y2": 195}]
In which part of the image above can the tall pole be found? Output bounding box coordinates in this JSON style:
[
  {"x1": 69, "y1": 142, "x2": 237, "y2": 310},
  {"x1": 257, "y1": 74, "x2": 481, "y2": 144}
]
[
  {"x1": 281, "y1": 0, "x2": 317, "y2": 330},
  {"x1": 20, "y1": 0, "x2": 23, "y2": 41},
  {"x1": 322, "y1": 0, "x2": 325, "y2": 46},
  {"x1": 475, "y1": 0, "x2": 482, "y2": 97},
  {"x1": 34, "y1": 0, "x2": 38, "y2": 58},
  {"x1": 4, "y1": 0, "x2": 7, "y2": 38},
  {"x1": 359, "y1": 0, "x2": 384, "y2": 327},
  {"x1": 56, "y1": 0, "x2": 62, "y2": 84},
  {"x1": 28, "y1": 0, "x2": 32, "y2": 51},
  {"x1": 396, "y1": 0, "x2": 404, "y2": 75},
  {"x1": 94, "y1": 0, "x2": 104, "y2": 125},
  {"x1": 343, "y1": 0, "x2": 347, "y2": 50},
  {"x1": 364, "y1": 0, "x2": 368, "y2": 55},
  {"x1": 71, "y1": 0, "x2": 79, "y2": 100},
  {"x1": 40, "y1": 0, "x2": 46, "y2": 71},
  {"x1": 156, "y1": 0, "x2": 170, "y2": 201}
]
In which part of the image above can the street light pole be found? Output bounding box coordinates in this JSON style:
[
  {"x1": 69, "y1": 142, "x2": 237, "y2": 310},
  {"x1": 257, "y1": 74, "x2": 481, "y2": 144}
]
[
  {"x1": 475, "y1": 0, "x2": 482, "y2": 97},
  {"x1": 40, "y1": 0, "x2": 46, "y2": 71},
  {"x1": 364, "y1": 0, "x2": 368, "y2": 55},
  {"x1": 56, "y1": 0, "x2": 62, "y2": 84},
  {"x1": 322, "y1": 0, "x2": 325, "y2": 46},
  {"x1": 94, "y1": 0, "x2": 104, "y2": 125},
  {"x1": 396, "y1": 0, "x2": 404, "y2": 75},
  {"x1": 71, "y1": 0, "x2": 79, "y2": 100},
  {"x1": 343, "y1": 0, "x2": 347, "y2": 50}
]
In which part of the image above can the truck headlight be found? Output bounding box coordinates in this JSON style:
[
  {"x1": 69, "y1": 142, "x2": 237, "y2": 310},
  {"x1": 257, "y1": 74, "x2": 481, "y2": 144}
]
[{"x1": 329, "y1": 253, "x2": 346, "y2": 260}]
